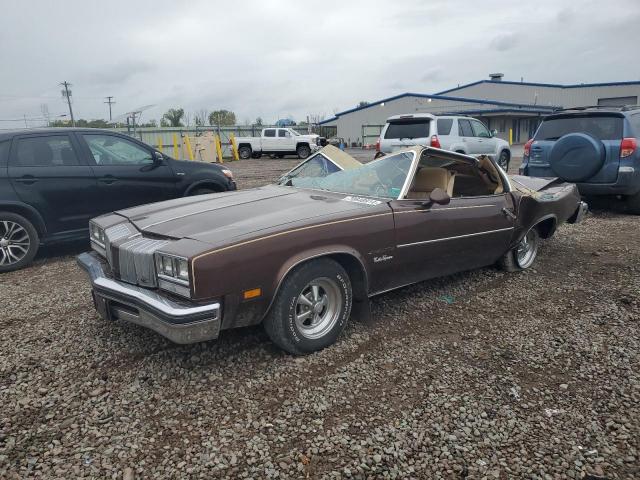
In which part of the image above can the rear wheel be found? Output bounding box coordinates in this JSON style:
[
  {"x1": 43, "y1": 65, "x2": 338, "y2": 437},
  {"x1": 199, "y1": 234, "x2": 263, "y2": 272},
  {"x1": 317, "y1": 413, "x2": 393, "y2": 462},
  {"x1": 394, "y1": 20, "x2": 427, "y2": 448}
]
[
  {"x1": 296, "y1": 144, "x2": 311, "y2": 159},
  {"x1": 625, "y1": 191, "x2": 640, "y2": 215},
  {"x1": 238, "y1": 145, "x2": 252, "y2": 159},
  {"x1": 188, "y1": 187, "x2": 220, "y2": 196},
  {"x1": 498, "y1": 150, "x2": 510, "y2": 171},
  {"x1": 498, "y1": 227, "x2": 540, "y2": 272},
  {"x1": 0, "y1": 212, "x2": 39, "y2": 273},
  {"x1": 264, "y1": 258, "x2": 352, "y2": 355}
]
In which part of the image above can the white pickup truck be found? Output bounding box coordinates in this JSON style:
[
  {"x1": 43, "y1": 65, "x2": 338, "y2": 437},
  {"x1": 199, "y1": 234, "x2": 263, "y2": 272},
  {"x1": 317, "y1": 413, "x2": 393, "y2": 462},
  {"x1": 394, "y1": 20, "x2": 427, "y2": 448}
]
[{"x1": 236, "y1": 128, "x2": 321, "y2": 159}]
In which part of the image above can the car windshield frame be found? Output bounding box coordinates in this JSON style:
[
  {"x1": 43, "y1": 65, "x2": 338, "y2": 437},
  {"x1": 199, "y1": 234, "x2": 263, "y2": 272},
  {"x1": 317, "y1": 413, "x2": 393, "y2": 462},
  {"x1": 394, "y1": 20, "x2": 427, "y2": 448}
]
[{"x1": 287, "y1": 150, "x2": 417, "y2": 200}]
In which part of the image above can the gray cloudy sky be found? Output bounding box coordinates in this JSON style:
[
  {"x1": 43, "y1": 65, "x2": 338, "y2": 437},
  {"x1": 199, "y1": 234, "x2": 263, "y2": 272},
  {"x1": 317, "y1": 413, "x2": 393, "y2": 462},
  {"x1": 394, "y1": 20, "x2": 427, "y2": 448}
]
[{"x1": 1, "y1": 0, "x2": 639, "y2": 128}]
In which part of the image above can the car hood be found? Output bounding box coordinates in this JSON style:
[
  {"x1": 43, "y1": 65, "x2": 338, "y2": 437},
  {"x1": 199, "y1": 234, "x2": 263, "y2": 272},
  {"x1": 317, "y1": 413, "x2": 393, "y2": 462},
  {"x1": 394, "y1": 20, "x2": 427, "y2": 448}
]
[{"x1": 115, "y1": 185, "x2": 380, "y2": 246}]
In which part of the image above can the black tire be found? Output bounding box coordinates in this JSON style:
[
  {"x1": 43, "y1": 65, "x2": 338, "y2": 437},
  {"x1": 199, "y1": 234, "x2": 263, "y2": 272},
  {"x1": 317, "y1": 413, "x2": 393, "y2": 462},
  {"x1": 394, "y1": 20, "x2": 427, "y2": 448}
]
[
  {"x1": 625, "y1": 191, "x2": 640, "y2": 215},
  {"x1": 0, "y1": 212, "x2": 39, "y2": 273},
  {"x1": 188, "y1": 187, "x2": 219, "y2": 196},
  {"x1": 296, "y1": 144, "x2": 311, "y2": 159},
  {"x1": 264, "y1": 258, "x2": 352, "y2": 355},
  {"x1": 238, "y1": 145, "x2": 252, "y2": 160},
  {"x1": 498, "y1": 150, "x2": 510, "y2": 171},
  {"x1": 498, "y1": 227, "x2": 540, "y2": 272}
]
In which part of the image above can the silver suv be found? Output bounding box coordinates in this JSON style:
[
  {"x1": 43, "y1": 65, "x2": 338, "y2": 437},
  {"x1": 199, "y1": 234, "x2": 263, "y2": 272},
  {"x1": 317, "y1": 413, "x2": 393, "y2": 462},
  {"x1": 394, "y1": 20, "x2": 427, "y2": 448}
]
[{"x1": 377, "y1": 113, "x2": 512, "y2": 170}]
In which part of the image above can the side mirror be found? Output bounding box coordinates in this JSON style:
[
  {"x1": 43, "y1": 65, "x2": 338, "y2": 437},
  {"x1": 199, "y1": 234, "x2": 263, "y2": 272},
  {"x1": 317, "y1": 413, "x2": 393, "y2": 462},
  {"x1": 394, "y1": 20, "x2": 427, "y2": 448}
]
[
  {"x1": 422, "y1": 188, "x2": 451, "y2": 207},
  {"x1": 490, "y1": 129, "x2": 498, "y2": 137},
  {"x1": 154, "y1": 151, "x2": 164, "y2": 163}
]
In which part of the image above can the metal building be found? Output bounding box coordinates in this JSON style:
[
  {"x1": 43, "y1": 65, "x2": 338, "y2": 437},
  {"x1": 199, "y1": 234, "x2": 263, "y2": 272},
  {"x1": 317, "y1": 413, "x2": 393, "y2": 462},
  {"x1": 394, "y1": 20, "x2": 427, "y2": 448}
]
[{"x1": 319, "y1": 74, "x2": 640, "y2": 145}]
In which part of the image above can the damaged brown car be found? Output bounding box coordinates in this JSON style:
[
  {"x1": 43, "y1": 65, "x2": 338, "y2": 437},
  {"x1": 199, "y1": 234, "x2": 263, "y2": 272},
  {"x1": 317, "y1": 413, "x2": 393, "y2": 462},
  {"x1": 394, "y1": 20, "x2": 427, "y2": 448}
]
[{"x1": 77, "y1": 145, "x2": 587, "y2": 354}]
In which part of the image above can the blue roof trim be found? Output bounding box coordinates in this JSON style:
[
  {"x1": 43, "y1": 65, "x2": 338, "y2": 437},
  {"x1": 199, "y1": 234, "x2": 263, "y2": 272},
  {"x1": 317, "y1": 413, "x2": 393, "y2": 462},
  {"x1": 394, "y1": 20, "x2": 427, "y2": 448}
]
[
  {"x1": 319, "y1": 116, "x2": 338, "y2": 125},
  {"x1": 436, "y1": 79, "x2": 640, "y2": 95},
  {"x1": 322, "y1": 92, "x2": 557, "y2": 122},
  {"x1": 438, "y1": 108, "x2": 551, "y2": 115}
]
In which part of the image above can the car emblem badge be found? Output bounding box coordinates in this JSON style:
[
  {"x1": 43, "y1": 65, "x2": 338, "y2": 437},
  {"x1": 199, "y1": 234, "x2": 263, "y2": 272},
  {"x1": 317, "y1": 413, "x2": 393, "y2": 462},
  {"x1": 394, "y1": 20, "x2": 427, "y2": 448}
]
[{"x1": 373, "y1": 255, "x2": 393, "y2": 263}]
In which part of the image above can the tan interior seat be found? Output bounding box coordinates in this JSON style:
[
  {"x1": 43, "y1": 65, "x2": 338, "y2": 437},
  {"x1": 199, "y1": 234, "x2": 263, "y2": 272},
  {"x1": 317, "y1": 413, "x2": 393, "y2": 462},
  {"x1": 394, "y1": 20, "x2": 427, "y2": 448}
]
[{"x1": 406, "y1": 167, "x2": 455, "y2": 199}]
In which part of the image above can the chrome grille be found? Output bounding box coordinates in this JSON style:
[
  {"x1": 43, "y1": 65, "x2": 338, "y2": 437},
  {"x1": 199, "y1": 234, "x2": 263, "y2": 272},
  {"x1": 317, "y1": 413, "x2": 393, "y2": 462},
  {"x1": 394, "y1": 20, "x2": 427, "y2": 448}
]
[
  {"x1": 117, "y1": 237, "x2": 170, "y2": 287},
  {"x1": 104, "y1": 223, "x2": 135, "y2": 266}
]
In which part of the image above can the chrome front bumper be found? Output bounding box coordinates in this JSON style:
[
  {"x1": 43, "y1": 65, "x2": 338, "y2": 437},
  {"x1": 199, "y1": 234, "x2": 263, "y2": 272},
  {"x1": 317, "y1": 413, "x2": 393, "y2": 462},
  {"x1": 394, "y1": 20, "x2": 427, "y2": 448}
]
[
  {"x1": 569, "y1": 201, "x2": 589, "y2": 224},
  {"x1": 77, "y1": 252, "x2": 221, "y2": 344}
]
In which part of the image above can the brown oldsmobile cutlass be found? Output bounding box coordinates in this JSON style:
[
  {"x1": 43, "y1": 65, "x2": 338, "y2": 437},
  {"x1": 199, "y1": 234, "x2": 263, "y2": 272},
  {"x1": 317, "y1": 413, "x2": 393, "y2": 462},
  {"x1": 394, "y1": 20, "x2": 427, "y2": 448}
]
[{"x1": 77, "y1": 145, "x2": 587, "y2": 354}]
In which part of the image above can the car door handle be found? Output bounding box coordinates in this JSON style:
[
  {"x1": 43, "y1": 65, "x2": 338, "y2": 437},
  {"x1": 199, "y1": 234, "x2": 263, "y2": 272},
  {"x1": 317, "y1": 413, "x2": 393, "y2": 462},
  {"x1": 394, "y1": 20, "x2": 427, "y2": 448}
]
[
  {"x1": 502, "y1": 207, "x2": 516, "y2": 220},
  {"x1": 14, "y1": 175, "x2": 38, "y2": 185},
  {"x1": 98, "y1": 175, "x2": 117, "y2": 185}
]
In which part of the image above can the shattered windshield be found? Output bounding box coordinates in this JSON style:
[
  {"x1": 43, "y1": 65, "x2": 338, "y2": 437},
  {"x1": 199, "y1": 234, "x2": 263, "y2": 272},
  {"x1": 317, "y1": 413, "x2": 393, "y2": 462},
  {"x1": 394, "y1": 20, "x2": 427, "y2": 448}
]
[{"x1": 290, "y1": 151, "x2": 414, "y2": 199}]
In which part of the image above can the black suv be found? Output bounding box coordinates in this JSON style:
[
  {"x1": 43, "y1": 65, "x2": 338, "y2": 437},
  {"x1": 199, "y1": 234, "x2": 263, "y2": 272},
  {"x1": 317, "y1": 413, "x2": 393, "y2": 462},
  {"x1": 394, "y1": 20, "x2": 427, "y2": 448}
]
[
  {"x1": 520, "y1": 106, "x2": 640, "y2": 213},
  {"x1": 0, "y1": 128, "x2": 236, "y2": 271}
]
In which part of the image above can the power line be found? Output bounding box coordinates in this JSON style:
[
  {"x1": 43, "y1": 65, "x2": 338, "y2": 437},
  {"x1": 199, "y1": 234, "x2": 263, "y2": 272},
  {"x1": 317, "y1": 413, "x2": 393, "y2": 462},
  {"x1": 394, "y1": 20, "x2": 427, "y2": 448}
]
[
  {"x1": 60, "y1": 81, "x2": 76, "y2": 127},
  {"x1": 104, "y1": 96, "x2": 115, "y2": 121}
]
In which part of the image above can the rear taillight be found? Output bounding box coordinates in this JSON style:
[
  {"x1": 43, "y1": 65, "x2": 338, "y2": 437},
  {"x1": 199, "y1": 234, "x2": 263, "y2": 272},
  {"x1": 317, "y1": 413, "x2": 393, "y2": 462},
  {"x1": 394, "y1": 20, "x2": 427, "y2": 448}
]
[
  {"x1": 430, "y1": 135, "x2": 441, "y2": 148},
  {"x1": 524, "y1": 139, "x2": 533, "y2": 157},
  {"x1": 621, "y1": 137, "x2": 637, "y2": 158},
  {"x1": 375, "y1": 138, "x2": 380, "y2": 152}
]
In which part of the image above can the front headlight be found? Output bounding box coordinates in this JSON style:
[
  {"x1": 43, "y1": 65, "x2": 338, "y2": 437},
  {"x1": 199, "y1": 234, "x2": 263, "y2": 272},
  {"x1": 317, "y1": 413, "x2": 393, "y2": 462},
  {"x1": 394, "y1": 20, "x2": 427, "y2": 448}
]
[
  {"x1": 155, "y1": 253, "x2": 191, "y2": 298},
  {"x1": 89, "y1": 222, "x2": 106, "y2": 255},
  {"x1": 221, "y1": 168, "x2": 233, "y2": 179}
]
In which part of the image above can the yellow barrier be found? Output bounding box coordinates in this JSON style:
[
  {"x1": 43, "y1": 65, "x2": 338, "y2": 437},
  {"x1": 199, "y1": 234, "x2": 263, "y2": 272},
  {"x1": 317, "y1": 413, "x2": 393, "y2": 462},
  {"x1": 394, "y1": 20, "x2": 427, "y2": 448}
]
[
  {"x1": 157, "y1": 136, "x2": 163, "y2": 153},
  {"x1": 184, "y1": 135, "x2": 194, "y2": 161},
  {"x1": 509, "y1": 128, "x2": 513, "y2": 146},
  {"x1": 229, "y1": 134, "x2": 240, "y2": 161},
  {"x1": 173, "y1": 134, "x2": 179, "y2": 159},
  {"x1": 215, "y1": 134, "x2": 224, "y2": 163}
]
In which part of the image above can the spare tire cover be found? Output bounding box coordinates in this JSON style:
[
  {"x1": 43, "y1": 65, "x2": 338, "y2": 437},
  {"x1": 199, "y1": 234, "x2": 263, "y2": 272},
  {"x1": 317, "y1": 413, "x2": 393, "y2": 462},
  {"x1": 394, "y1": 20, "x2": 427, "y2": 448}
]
[{"x1": 549, "y1": 133, "x2": 605, "y2": 182}]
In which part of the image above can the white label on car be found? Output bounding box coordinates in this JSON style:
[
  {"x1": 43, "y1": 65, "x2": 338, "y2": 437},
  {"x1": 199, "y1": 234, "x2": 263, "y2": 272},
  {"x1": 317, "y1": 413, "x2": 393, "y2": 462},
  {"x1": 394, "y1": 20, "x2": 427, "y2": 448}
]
[{"x1": 343, "y1": 196, "x2": 382, "y2": 206}]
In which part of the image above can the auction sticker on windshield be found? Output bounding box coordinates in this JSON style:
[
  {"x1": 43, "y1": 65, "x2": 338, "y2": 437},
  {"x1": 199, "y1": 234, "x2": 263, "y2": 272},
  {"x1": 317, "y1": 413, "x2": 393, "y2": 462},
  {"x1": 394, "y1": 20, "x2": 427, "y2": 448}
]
[{"x1": 343, "y1": 196, "x2": 382, "y2": 205}]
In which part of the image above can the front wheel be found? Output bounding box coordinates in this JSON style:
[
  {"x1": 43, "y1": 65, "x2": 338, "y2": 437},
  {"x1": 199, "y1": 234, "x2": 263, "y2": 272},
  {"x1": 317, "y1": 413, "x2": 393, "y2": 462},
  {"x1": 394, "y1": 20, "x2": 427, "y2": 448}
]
[
  {"x1": 498, "y1": 227, "x2": 540, "y2": 272},
  {"x1": 296, "y1": 144, "x2": 311, "y2": 159},
  {"x1": 0, "y1": 212, "x2": 39, "y2": 273},
  {"x1": 264, "y1": 258, "x2": 352, "y2": 355}
]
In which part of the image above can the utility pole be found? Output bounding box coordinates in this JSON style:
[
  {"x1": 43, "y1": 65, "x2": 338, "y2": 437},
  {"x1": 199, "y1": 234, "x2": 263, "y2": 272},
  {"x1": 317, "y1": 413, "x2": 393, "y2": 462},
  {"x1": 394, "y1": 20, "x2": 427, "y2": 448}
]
[
  {"x1": 104, "y1": 96, "x2": 115, "y2": 121},
  {"x1": 60, "y1": 81, "x2": 75, "y2": 127}
]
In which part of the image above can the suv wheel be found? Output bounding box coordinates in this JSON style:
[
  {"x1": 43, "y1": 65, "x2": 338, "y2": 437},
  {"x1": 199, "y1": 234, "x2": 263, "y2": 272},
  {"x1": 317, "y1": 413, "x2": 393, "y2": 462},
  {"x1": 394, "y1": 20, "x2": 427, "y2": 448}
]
[
  {"x1": 0, "y1": 212, "x2": 39, "y2": 272},
  {"x1": 498, "y1": 150, "x2": 510, "y2": 171},
  {"x1": 625, "y1": 191, "x2": 640, "y2": 215},
  {"x1": 498, "y1": 227, "x2": 540, "y2": 272},
  {"x1": 238, "y1": 145, "x2": 252, "y2": 159},
  {"x1": 263, "y1": 258, "x2": 352, "y2": 355},
  {"x1": 296, "y1": 144, "x2": 311, "y2": 159}
]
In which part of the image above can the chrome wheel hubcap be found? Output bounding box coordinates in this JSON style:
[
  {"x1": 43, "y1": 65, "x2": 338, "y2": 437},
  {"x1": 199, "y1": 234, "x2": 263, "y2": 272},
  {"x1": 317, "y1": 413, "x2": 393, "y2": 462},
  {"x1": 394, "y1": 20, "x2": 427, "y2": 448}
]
[
  {"x1": 294, "y1": 278, "x2": 342, "y2": 339},
  {"x1": 0, "y1": 221, "x2": 30, "y2": 266},
  {"x1": 516, "y1": 230, "x2": 537, "y2": 268}
]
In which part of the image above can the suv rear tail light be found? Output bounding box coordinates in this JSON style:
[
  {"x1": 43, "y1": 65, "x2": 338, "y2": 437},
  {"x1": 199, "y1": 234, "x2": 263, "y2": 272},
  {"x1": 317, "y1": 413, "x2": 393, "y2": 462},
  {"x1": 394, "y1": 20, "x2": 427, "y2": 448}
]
[
  {"x1": 375, "y1": 138, "x2": 380, "y2": 152},
  {"x1": 524, "y1": 139, "x2": 534, "y2": 157},
  {"x1": 620, "y1": 137, "x2": 637, "y2": 158},
  {"x1": 430, "y1": 135, "x2": 441, "y2": 148}
]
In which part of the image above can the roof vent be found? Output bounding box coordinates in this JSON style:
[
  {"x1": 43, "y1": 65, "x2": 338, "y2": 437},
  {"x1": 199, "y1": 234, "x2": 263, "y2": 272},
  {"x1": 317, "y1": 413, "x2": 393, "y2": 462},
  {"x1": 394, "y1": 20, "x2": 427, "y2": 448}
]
[{"x1": 489, "y1": 73, "x2": 504, "y2": 82}]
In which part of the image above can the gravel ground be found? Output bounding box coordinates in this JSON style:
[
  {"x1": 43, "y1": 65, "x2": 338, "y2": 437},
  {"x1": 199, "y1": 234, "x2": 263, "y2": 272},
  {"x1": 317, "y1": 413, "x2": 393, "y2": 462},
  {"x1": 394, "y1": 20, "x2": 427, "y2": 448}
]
[{"x1": 0, "y1": 155, "x2": 638, "y2": 479}]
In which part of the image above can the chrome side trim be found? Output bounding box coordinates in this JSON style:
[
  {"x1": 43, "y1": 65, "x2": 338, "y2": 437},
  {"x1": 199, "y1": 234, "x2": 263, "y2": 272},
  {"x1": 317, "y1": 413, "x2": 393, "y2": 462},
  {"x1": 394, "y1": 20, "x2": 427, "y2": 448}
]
[
  {"x1": 394, "y1": 204, "x2": 495, "y2": 214},
  {"x1": 191, "y1": 211, "x2": 394, "y2": 279},
  {"x1": 397, "y1": 227, "x2": 514, "y2": 248}
]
